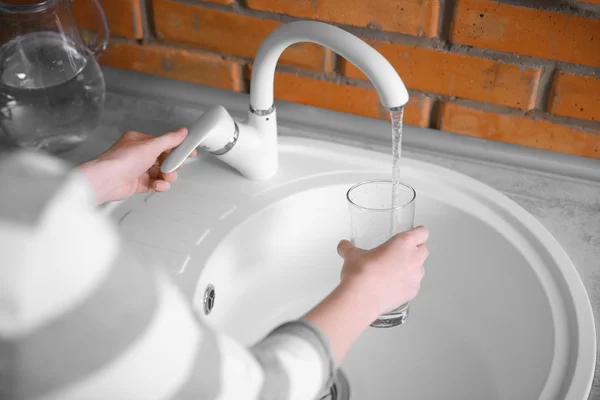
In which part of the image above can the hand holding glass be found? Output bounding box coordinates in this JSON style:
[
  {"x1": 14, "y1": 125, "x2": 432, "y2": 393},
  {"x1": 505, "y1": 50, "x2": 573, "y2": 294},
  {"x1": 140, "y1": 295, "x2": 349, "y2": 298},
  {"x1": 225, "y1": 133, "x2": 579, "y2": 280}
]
[{"x1": 347, "y1": 180, "x2": 416, "y2": 328}]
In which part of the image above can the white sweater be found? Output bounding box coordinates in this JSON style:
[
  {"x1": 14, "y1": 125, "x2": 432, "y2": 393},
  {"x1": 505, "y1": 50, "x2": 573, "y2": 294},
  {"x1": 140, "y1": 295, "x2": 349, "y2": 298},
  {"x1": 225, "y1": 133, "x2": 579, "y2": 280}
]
[{"x1": 0, "y1": 151, "x2": 335, "y2": 400}]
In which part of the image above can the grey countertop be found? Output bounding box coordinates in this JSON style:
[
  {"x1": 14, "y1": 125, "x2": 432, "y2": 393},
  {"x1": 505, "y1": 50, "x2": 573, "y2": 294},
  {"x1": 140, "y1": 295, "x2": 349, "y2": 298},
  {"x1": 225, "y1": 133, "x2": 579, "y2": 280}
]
[{"x1": 61, "y1": 68, "x2": 600, "y2": 399}]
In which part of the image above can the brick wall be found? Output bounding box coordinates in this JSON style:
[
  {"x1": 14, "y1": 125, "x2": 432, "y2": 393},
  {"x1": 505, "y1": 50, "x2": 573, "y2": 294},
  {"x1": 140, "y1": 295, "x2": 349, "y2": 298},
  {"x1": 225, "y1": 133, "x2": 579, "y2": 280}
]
[{"x1": 75, "y1": 0, "x2": 600, "y2": 159}]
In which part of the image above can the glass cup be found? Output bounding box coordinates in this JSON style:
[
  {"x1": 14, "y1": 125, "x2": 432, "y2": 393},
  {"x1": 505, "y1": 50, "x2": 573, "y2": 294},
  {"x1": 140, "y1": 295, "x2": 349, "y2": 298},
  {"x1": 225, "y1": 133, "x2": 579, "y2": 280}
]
[{"x1": 346, "y1": 180, "x2": 416, "y2": 328}]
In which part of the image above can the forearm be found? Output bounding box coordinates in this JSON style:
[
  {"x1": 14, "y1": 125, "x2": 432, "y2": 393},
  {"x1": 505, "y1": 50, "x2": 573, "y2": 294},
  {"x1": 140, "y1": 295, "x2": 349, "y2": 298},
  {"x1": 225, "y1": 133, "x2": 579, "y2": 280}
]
[
  {"x1": 303, "y1": 283, "x2": 379, "y2": 364},
  {"x1": 245, "y1": 283, "x2": 379, "y2": 399}
]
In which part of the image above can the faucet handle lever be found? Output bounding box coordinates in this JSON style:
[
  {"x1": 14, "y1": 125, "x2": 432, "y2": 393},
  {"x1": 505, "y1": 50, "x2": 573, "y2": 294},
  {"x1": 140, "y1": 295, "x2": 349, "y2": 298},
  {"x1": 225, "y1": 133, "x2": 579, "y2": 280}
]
[{"x1": 161, "y1": 105, "x2": 237, "y2": 173}]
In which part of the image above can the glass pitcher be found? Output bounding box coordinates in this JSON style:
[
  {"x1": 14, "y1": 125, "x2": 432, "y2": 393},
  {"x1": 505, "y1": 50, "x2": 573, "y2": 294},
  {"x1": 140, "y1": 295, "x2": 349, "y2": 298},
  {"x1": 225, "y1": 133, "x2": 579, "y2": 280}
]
[{"x1": 0, "y1": 0, "x2": 109, "y2": 153}]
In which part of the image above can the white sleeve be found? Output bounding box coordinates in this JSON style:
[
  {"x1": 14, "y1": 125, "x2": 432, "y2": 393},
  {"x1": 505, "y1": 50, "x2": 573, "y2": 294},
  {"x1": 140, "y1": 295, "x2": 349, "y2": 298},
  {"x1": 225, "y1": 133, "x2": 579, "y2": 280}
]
[{"x1": 0, "y1": 151, "x2": 335, "y2": 400}]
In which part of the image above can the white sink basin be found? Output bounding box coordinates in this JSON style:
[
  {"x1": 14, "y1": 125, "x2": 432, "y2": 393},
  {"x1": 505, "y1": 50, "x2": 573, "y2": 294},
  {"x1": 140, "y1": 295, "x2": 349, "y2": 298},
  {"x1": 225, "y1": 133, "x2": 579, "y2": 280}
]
[{"x1": 107, "y1": 136, "x2": 595, "y2": 400}]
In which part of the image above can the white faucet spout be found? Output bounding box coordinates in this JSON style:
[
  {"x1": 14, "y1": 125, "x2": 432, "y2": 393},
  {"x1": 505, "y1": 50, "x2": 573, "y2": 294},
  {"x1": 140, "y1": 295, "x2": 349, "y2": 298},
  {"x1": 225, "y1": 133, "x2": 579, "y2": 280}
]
[
  {"x1": 250, "y1": 21, "x2": 409, "y2": 112},
  {"x1": 162, "y1": 21, "x2": 408, "y2": 180}
]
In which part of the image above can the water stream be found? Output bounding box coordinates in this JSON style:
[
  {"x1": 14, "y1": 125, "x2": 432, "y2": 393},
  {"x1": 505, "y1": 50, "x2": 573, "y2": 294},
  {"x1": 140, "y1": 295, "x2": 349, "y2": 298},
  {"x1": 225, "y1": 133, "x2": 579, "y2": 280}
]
[{"x1": 390, "y1": 107, "x2": 405, "y2": 210}]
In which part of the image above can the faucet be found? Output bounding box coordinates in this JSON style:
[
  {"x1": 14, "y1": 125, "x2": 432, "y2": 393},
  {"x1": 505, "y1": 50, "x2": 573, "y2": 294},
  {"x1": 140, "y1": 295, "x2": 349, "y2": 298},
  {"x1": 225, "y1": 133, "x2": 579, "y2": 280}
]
[{"x1": 161, "y1": 21, "x2": 409, "y2": 180}]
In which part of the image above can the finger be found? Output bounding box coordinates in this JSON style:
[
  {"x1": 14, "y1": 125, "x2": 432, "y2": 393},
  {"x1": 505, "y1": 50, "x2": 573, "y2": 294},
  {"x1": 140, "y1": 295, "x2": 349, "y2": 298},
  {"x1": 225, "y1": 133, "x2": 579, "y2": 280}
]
[
  {"x1": 417, "y1": 243, "x2": 430, "y2": 261},
  {"x1": 148, "y1": 164, "x2": 161, "y2": 180},
  {"x1": 420, "y1": 265, "x2": 425, "y2": 279},
  {"x1": 121, "y1": 131, "x2": 148, "y2": 142},
  {"x1": 151, "y1": 127, "x2": 189, "y2": 154},
  {"x1": 161, "y1": 171, "x2": 178, "y2": 184},
  {"x1": 158, "y1": 149, "x2": 173, "y2": 165},
  {"x1": 403, "y1": 226, "x2": 430, "y2": 246},
  {"x1": 153, "y1": 180, "x2": 171, "y2": 192},
  {"x1": 137, "y1": 174, "x2": 152, "y2": 193},
  {"x1": 189, "y1": 149, "x2": 198, "y2": 157},
  {"x1": 337, "y1": 240, "x2": 355, "y2": 258}
]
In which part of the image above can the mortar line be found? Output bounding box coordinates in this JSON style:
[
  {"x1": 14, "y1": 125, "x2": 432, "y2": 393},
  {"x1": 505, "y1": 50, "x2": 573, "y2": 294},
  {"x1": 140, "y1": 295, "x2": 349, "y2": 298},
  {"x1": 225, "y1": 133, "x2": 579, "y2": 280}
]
[
  {"x1": 492, "y1": 0, "x2": 600, "y2": 18},
  {"x1": 535, "y1": 65, "x2": 557, "y2": 112},
  {"x1": 140, "y1": 0, "x2": 155, "y2": 43},
  {"x1": 429, "y1": 97, "x2": 443, "y2": 130},
  {"x1": 438, "y1": 0, "x2": 458, "y2": 45}
]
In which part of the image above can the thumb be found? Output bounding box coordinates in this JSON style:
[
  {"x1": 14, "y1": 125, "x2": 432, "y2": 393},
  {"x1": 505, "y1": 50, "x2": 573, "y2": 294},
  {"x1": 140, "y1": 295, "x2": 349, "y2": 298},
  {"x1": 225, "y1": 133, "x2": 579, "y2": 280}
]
[
  {"x1": 337, "y1": 240, "x2": 356, "y2": 259},
  {"x1": 151, "y1": 128, "x2": 188, "y2": 153}
]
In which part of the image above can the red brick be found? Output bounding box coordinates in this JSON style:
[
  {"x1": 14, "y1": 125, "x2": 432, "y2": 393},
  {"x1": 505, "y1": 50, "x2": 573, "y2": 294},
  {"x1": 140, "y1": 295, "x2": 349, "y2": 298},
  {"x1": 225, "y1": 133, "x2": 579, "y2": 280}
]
[
  {"x1": 344, "y1": 42, "x2": 540, "y2": 110},
  {"x1": 73, "y1": 0, "x2": 144, "y2": 39},
  {"x1": 440, "y1": 103, "x2": 600, "y2": 159},
  {"x1": 548, "y1": 72, "x2": 600, "y2": 122},
  {"x1": 153, "y1": 0, "x2": 333, "y2": 72},
  {"x1": 247, "y1": 0, "x2": 441, "y2": 37},
  {"x1": 451, "y1": 0, "x2": 600, "y2": 67},
  {"x1": 99, "y1": 41, "x2": 242, "y2": 91},
  {"x1": 270, "y1": 72, "x2": 432, "y2": 127}
]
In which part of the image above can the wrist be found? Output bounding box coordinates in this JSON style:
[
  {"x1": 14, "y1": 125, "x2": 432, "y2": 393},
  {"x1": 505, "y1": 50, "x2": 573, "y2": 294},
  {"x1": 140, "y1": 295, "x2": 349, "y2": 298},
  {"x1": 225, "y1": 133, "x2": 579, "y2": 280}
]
[
  {"x1": 78, "y1": 159, "x2": 116, "y2": 205},
  {"x1": 339, "y1": 278, "x2": 383, "y2": 317},
  {"x1": 335, "y1": 282, "x2": 381, "y2": 323},
  {"x1": 304, "y1": 283, "x2": 380, "y2": 363}
]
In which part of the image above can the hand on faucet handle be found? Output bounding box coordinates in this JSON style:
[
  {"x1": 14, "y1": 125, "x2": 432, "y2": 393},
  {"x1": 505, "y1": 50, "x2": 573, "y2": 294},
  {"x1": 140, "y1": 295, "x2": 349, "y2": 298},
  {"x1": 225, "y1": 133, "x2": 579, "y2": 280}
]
[
  {"x1": 78, "y1": 128, "x2": 197, "y2": 205},
  {"x1": 161, "y1": 105, "x2": 237, "y2": 174}
]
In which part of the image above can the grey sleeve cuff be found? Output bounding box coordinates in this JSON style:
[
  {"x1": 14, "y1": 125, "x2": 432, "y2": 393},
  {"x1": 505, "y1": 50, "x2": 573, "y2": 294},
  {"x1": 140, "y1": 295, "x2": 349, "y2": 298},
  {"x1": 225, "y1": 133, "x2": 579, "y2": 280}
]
[{"x1": 269, "y1": 318, "x2": 337, "y2": 391}]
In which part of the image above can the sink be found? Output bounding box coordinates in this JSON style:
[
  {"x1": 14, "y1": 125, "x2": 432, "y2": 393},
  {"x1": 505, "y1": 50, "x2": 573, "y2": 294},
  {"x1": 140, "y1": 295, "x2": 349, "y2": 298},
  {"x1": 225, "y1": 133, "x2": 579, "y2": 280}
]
[{"x1": 106, "y1": 136, "x2": 595, "y2": 399}]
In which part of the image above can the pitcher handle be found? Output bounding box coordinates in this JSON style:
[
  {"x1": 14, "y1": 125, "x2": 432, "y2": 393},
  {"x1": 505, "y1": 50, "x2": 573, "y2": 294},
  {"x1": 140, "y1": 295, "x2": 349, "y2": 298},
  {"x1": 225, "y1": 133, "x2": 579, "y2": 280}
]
[{"x1": 81, "y1": 0, "x2": 110, "y2": 57}]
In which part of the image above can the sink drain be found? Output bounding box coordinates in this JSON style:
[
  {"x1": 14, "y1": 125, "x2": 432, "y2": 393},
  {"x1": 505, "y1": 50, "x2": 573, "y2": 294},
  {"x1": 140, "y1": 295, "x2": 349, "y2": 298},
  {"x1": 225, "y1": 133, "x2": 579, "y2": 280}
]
[
  {"x1": 318, "y1": 369, "x2": 350, "y2": 400},
  {"x1": 203, "y1": 284, "x2": 215, "y2": 315}
]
